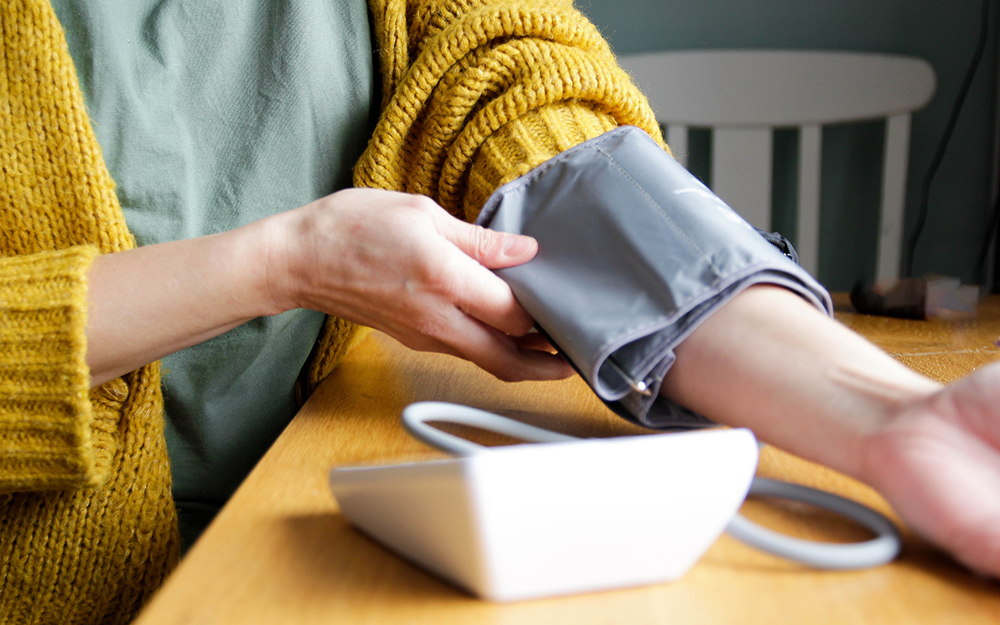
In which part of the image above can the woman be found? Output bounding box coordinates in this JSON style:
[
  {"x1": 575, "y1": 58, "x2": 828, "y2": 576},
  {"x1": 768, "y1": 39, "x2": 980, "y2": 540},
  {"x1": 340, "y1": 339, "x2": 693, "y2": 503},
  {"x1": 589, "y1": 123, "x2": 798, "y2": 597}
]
[{"x1": 2, "y1": 0, "x2": 999, "y2": 623}]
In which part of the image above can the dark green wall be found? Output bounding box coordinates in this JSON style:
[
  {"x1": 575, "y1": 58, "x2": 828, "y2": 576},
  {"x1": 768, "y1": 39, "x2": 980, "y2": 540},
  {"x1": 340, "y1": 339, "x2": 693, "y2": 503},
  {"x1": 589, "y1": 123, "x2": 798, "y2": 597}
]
[{"x1": 578, "y1": 0, "x2": 999, "y2": 291}]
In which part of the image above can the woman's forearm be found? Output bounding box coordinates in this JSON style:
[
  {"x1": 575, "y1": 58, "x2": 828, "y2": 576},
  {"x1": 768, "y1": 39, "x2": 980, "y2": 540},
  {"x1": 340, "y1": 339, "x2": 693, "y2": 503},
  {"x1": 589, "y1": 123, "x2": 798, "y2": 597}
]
[
  {"x1": 660, "y1": 284, "x2": 941, "y2": 482},
  {"x1": 666, "y1": 285, "x2": 1000, "y2": 577},
  {"x1": 85, "y1": 217, "x2": 279, "y2": 387}
]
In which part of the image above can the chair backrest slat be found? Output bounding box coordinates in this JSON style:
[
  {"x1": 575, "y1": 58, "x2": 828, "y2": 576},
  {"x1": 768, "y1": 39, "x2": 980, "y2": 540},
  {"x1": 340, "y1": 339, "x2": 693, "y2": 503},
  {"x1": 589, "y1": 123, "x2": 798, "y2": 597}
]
[
  {"x1": 878, "y1": 113, "x2": 914, "y2": 283},
  {"x1": 666, "y1": 123, "x2": 689, "y2": 168},
  {"x1": 711, "y1": 127, "x2": 773, "y2": 232},
  {"x1": 797, "y1": 124, "x2": 823, "y2": 275}
]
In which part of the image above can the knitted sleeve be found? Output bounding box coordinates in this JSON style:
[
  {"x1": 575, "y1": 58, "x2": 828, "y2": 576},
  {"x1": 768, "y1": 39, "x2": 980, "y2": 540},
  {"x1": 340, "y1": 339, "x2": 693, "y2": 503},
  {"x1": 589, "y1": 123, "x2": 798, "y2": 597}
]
[
  {"x1": 358, "y1": 0, "x2": 665, "y2": 215},
  {"x1": 0, "y1": 0, "x2": 137, "y2": 492},
  {"x1": 305, "y1": 0, "x2": 665, "y2": 388},
  {"x1": 0, "y1": 248, "x2": 127, "y2": 491}
]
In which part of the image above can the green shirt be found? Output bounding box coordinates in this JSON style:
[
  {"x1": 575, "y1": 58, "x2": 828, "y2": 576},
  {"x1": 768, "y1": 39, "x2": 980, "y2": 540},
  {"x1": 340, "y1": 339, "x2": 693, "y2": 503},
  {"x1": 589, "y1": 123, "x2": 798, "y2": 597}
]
[{"x1": 52, "y1": 0, "x2": 375, "y2": 545}]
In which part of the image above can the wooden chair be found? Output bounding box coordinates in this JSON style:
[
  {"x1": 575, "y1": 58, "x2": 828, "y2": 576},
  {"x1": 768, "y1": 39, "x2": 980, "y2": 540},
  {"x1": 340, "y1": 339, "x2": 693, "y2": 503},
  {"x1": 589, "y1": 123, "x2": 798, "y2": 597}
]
[{"x1": 618, "y1": 50, "x2": 936, "y2": 282}]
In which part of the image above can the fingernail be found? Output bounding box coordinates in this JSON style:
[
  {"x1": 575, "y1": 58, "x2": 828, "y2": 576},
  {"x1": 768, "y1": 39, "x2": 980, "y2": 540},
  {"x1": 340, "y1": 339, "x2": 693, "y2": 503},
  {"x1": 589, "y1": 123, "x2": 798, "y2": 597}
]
[{"x1": 502, "y1": 235, "x2": 536, "y2": 258}]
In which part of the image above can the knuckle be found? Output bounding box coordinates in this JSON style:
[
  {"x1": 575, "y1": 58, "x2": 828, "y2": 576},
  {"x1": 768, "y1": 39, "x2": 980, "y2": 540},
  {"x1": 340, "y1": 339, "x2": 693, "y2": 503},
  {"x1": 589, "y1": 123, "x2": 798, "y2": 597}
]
[
  {"x1": 469, "y1": 225, "x2": 504, "y2": 260},
  {"x1": 407, "y1": 193, "x2": 441, "y2": 216},
  {"x1": 410, "y1": 308, "x2": 453, "y2": 342},
  {"x1": 414, "y1": 264, "x2": 458, "y2": 298},
  {"x1": 509, "y1": 312, "x2": 535, "y2": 337},
  {"x1": 405, "y1": 250, "x2": 435, "y2": 279}
]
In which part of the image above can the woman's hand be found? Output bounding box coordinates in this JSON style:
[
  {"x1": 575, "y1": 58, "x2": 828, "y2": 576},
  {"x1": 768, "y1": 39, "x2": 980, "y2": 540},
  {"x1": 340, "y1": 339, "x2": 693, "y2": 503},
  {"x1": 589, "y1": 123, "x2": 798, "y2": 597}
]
[
  {"x1": 87, "y1": 188, "x2": 570, "y2": 387},
  {"x1": 862, "y1": 361, "x2": 1000, "y2": 576},
  {"x1": 267, "y1": 188, "x2": 571, "y2": 382}
]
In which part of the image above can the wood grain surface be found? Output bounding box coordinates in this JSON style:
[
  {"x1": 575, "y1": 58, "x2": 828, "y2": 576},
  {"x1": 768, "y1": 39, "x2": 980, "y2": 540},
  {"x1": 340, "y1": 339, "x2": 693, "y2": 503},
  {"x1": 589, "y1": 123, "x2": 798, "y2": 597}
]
[{"x1": 135, "y1": 296, "x2": 1000, "y2": 624}]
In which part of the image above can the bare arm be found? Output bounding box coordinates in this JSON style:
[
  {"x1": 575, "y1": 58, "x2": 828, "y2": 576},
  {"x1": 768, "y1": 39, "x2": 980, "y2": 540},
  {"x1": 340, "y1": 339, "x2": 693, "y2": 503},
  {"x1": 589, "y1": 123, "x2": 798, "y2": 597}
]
[
  {"x1": 85, "y1": 188, "x2": 572, "y2": 387},
  {"x1": 661, "y1": 285, "x2": 940, "y2": 478},
  {"x1": 86, "y1": 224, "x2": 268, "y2": 386},
  {"x1": 662, "y1": 284, "x2": 1000, "y2": 576}
]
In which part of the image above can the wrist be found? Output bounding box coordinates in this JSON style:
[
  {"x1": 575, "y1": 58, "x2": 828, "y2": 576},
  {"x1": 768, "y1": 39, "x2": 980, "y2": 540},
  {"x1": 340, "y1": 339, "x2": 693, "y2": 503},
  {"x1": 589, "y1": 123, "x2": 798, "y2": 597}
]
[
  {"x1": 856, "y1": 380, "x2": 943, "y2": 488},
  {"x1": 85, "y1": 219, "x2": 298, "y2": 386},
  {"x1": 244, "y1": 208, "x2": 304, "y2": 316},
  {"x1": 824, "y1": 367, "x2": 940, "y2": 483}
]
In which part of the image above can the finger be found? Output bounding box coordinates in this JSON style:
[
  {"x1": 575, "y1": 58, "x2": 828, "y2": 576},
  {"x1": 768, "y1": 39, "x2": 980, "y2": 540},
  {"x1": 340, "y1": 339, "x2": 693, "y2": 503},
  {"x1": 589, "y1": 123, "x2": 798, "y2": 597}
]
[
  {"x1": 435, "y1": 249, "x2": 536, "y2": 336},
  {"x1": 512, "y1": 331, "x2": 561, "y2": 353},
  {"x1": 394, "y1": 310, "x2": 572, "y2": 382},
  {"x1": 455, "y1": 260, "x2": 535, "y2": 336},
  {"x1": 425, "y1": 212, "x2": 540, "y2": 335},
  {"x1": 457, "y1": 322, "x2": 575, "y2": 382},
  {"x1": 433, "y1": 213, "x2": 538, "y2": 269}
]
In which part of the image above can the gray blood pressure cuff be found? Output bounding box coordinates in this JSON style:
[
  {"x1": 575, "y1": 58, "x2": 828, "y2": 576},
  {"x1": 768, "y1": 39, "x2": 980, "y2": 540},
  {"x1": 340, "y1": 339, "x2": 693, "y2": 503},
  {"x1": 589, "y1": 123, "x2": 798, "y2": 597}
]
[{"x1": 476, "y1": 126, "x2": 832, "y2": 429}]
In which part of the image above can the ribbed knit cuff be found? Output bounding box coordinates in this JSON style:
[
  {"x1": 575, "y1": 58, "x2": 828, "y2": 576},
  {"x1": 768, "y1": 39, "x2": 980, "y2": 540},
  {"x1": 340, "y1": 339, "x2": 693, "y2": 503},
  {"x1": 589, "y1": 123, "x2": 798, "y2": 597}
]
[{"x1": 0, "y1": 246, "x2": 117, "y2": 491}]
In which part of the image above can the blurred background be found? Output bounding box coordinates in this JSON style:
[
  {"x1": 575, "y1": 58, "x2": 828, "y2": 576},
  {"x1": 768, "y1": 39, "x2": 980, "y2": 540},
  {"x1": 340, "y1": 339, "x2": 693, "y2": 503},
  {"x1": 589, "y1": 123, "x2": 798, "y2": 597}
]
[{"x1": 579, "y1": 0, "x2": 1000, "y2": 293}]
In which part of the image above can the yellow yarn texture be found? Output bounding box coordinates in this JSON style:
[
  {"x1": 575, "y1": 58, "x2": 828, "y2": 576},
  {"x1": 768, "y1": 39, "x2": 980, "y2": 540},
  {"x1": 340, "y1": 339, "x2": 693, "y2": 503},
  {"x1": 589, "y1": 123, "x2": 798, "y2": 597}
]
[
  {"x1": 308, "y1": 0, "x2": 664, "y2": 388},
  {"x1": 1, "y1": 0, "x2": 179, "y2": 623},
  {"x1": 1, "y1": 0, "x2": 662, "y2": 621}
]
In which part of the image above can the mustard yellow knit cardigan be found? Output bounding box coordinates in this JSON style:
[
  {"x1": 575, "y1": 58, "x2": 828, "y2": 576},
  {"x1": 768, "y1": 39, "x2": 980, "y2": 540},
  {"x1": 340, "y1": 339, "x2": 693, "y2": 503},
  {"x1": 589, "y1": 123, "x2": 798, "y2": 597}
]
[{"x1": 0, "y1": 0, "x2": 661, "y2": 622}]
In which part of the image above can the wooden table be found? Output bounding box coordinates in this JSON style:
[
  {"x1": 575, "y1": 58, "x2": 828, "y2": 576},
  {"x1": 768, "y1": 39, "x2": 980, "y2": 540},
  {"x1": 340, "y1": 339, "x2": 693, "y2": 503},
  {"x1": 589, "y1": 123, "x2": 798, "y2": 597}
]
[{"x1": 136, "y1": 296, "x2": 1000, "y2": 624}]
